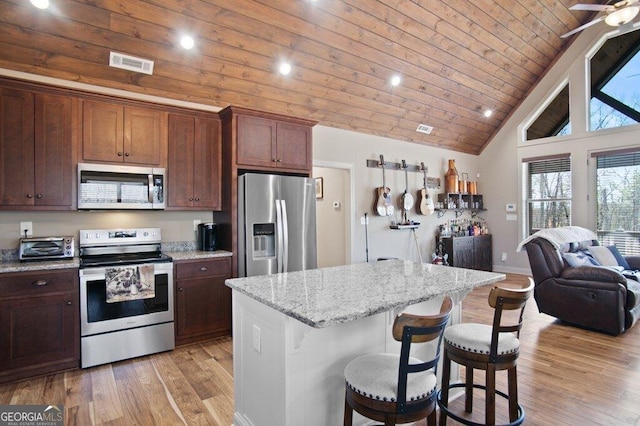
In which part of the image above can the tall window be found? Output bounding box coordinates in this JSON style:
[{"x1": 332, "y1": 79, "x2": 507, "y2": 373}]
[
  {"x1": 593, "y1": 149, "x2": 640, "y2": 255},
  {"x1": 524, "y1": 155, "x2": 571, "y2": 236}
]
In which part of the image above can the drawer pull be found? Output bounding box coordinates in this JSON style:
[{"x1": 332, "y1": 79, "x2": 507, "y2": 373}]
[
  {"x1": 199, "y1": 266, "x2": 208, "y2": 271},
  {"x1": 66, "y1": 301, "x2": 72, "y2": 305},
  {"x1": 178, "y1": 287, "x2": 184, "y2": 292},
  {"x1": 32, "y1": 280, "x2": 48, "y2": 286}
]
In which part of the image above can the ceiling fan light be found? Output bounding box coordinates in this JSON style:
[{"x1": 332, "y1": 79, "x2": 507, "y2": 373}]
[{"x1": 605, "y1": 6, "x2": 639, "y2": 26}]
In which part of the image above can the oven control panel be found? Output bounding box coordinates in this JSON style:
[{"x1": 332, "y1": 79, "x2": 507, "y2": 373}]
[{"x1": 80, "y1": 228, "x2": 162, "y2": 246}]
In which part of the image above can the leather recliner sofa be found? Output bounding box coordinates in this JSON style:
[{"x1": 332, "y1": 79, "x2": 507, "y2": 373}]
[{"x1": 524, "y1": 237, "x2": 640, "y2": 335}]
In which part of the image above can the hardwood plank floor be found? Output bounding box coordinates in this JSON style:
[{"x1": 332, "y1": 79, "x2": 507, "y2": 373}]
[{"x1": 1, "y1": 273, "x2": 639, "y2": 425}]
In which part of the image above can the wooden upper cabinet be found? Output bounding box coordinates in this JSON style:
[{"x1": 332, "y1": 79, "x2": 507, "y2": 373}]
[
  {"x1": 236, "y1": 114, "x2": 311, "y2": 172},
  {"x1": 167, "y1": 112, "x2": 221, "y2": 210},
  {"x1": 82, "y1": 100, "x2": 162, "y2": 166},
  {"x1": 0, "y1": 86, "x2": 74, "y2": 209}
]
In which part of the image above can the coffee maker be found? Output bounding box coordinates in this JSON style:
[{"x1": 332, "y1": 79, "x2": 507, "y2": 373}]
[{"x1": 197, "y1": 222, "x2": 217, "y2": 251}]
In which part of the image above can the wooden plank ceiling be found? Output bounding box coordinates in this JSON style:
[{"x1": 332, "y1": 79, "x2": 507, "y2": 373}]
[{"x1": 0, "y1": 0, "x2": 601, "y2": 154}]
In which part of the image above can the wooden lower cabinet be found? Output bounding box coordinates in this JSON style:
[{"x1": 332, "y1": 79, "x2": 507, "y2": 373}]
[
  {"x1": 174, "y1": 257, "x2": 232, "y2": 345},
  {"x1": 0, "y1": 269, "x2": 79, "y2": 384},
  {"x1": 441, "y1": 235, "x2": 493, "y2": 271}
]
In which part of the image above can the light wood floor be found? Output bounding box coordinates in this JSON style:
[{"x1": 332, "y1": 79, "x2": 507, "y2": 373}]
[{"x1": 1, "y1": 273, "x2": 640, "y2": 425}]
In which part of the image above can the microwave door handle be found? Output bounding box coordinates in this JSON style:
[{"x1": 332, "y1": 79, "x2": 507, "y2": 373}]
[
  {"x1": 148, "y1": 174, "x2": 154, "y2": 204},
  {"x1": 276, "y1": 200, "x2": 284, "y2": 273}
]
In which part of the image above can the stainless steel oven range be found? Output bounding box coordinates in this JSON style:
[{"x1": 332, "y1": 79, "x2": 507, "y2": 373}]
[{"x1": 79, "y1": 228, "x2": 174, "y2": 368}]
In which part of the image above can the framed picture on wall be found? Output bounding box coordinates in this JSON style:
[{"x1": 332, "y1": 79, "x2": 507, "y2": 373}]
[{"x1": 315, "y1": 177, "x2": 323, "y2": 199}]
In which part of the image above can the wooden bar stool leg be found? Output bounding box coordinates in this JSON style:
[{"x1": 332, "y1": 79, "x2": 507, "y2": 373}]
[
  {"x1": 344, "y1": 390, "x2": 352, "y2": 426},
  {"x1": 439, "y1": 350, "x2": 452, "y2": 426},
  {"x1": 508, "y1": 365, "x2": 519, "y2": 422},
  {"x1": 486, "y1": 364, "x2": 496, "y2": 426},
  {"x1": 465, "y1": 366, "x2": 474, "y2": 413}
]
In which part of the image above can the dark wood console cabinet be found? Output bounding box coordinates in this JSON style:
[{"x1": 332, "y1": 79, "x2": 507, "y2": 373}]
[{"x1": 441, "y1": 235, "x2": 492, "y2": 271}]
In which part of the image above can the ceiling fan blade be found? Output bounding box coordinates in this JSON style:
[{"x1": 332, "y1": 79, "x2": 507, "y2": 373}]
[
  {"x1": 561, "y1": 16, "x2": 606, "y2": 38},
  {"x1": 569, "y1": 3, "x2": 612, "y2": 11}
]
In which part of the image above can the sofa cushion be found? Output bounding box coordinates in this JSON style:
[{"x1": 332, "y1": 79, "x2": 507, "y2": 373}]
[
  {"x1": 608, "y1": 245, "x2": 631, "y2": 270},
  {"x1": 563, "y1": 251, "x2": 599, "y2": 267},
  {"x1": 588, "y1": 246, "x2": 618, "y2": 266}
]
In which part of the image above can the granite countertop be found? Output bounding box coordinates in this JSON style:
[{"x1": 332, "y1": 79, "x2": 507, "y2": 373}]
[
  {"x1": 0, "y1": 249, "x2": 232, "y2": 274},
  {"x1": 225, "y1": 259, "x2": 506, "y2": 329}
]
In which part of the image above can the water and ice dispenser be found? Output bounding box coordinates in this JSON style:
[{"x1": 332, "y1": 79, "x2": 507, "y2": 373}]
[{"x1": 252, "y1": 223, "x2": 275, "y2": 259}]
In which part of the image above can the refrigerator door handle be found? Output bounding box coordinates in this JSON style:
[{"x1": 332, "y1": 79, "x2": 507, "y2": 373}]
[
  {"x1": 276, "y1": 199, "x2": 284, "y2": 273},
  {"x1": 281, "y1": 199, "x2": 289, "y2": 273}
]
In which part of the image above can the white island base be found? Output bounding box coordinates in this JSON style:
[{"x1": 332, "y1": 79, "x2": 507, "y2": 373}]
[{"x1": 232, "y1": 291, "x2": 465, "y2": 426}]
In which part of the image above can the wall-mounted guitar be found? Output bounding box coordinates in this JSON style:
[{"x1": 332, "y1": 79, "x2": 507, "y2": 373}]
[
  {"x1": 417, "y1": 162, "x2": 434, "y2": 216},
  {"x1": 400, "y1": 160, "x2": 414, "y2": 223},
  {"x1": 373, "y1": 155, "x2": 394, "y2": 216}
]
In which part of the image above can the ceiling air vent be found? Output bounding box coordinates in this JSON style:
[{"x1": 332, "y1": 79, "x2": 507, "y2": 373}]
[
  {"x1": 109, "y1": 51, "x2": 154, "y2": 75},
  {"x1": 416, "y1": 124, "x2": 434, "y2": 135}
]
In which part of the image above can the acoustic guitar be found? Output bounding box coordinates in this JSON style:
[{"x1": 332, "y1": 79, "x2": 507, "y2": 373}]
[
  {"x1": 400, "y1": 160, "x2": 414, "y2": 213},
  {"x1": 417, "y1": 162, "x2": 434, "y2": 215},
  {"x1": 374, "y1": 155, "x2": 394, "y2": 216}
]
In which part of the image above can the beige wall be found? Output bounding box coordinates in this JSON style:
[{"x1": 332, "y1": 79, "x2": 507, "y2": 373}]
[
  {"x1": 313, "y1": 125, "x2": 480, "y2": 264},
  {"x1": 313, "y1": 166, "x2": 349, "y2": 267}
]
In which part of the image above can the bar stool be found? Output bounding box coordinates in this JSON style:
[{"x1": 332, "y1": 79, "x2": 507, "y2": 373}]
[
  {"x1": 437, "y1": 278, "x2": 534, "y2": 426},
  {"x1": 343, "y1": 296, "x2": 452, "y2": 426}
]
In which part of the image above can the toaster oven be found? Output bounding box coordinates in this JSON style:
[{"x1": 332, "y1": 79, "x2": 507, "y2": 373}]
[{"x1": 19, "y1": 236, "x2": 75, "y2": 261}]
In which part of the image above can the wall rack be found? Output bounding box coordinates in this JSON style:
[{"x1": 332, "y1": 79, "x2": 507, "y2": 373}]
[{"x1": 366, "y1": 158, "x2": 441, "y2": 189}]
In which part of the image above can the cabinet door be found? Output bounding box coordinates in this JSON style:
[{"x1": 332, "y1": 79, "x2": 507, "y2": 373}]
[
  {"x1": 34, "y1": 93, "x2": 74, "y2": 207},
  {"x1": 192, "y1": 116, "x2": 221, "y2": 210},
  {"x1": 276, "y1": 121, "x2": 311, "y2": 171},
  {"x1": 452, "y1": 237, "x2": 474, "y2": 269},
  {"x1": 474, "y1": 235, "x2": 493, "y2": 271},
  {"x1": 124, "y1": 107, "x2": 162, "y2": 165},
  {"x1": 82, "y1": 100, "x2": 124, "y2": 162},
  {"x1": 0, "y1": 88, "x2": 35, "y2": 206},
  {"x1": 237, "y1": 115, "x2": 277, "y2": 168},
  {"x1": 167, "y1": 113, "x2": 196, "y2": 208}
]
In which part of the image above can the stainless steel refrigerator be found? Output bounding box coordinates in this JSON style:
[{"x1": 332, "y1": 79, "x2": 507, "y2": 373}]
[{"x1": 238, "y1": 173, "x2": 317, "y2": 277}]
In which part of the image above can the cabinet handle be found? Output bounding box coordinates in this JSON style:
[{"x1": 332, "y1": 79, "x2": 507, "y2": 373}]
[
  {"x1": 178, "y1": 287, "x2": 184, "y2": 292},
  {"x1": 194, "y1": 198, "x2": 200, "y2": 202},
  {"x1": 26, "y1": 193, "x2": 33, "y2": 199},
  {"x1": 117, "y1": 152, "x2": 123, "y2": 156},
  {"x1": 32, "y1": 280, "x2": 47, "y2": 286},
  {"x1": 66, "y1": 301, "x2": 72, "y2": 305},
  {"x1": 36, "y1": 194, "x2": 43, "y2": 199},
  {"x1": 272, "y1": 158, "x2": 277, "y2": 162},
  {"x1": 125, "y1": 152, "x2": 130, "y2": 157},
  {"x1": 199, "y1": 266, "x2": 208, "y2": 271},
  {"x1": 189, "y1": 197, "x2": 194, "y2": 201}
]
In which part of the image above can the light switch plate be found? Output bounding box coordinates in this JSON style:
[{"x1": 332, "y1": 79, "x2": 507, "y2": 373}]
[{"x1": 506, "y1": 203, "x2": 516, "y2": 212}]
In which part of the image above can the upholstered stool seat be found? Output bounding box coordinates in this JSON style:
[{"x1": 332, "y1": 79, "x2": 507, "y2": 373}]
[
  {"x1": 345, "y1": 353, "x2": 437, "y2": 403},
  {"x1": 344, "y1": 297, "x2": 453, "y2": 426},
  {"x1": 437, "y1": 279, "x2": 534, "y2": 426}
]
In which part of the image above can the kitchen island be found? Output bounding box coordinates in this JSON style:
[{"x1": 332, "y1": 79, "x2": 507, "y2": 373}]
[{"x1": 225, "y1": 259, "x2": 505, "y2": 426}]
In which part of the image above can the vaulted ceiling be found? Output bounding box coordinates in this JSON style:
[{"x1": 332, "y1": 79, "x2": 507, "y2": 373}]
[{"x1": 0, "y1": 0, "x2": 604, "y2": 154}]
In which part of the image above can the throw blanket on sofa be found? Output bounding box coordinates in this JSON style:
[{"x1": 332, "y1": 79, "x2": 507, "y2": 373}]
[{"x1": 516, "y1": 226, "x2": 597, "y2": 252}]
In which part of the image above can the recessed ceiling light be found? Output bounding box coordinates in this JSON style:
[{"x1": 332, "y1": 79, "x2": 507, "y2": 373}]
[
  {"x1": 30, "y1": 0, "x2": 49, "y2": 9},
  {"x1": 483, "y1": 109, "x2": 493, "y2": 118},
  {"x1": 180, "y1": 35, "x2": 195, "y2": 50},
  {"x1": 279, "y1": 62, "x2": 292, "y2": 75},
  {"x1": 390, "y1": 75, "x2": 401, "y2": 87}
]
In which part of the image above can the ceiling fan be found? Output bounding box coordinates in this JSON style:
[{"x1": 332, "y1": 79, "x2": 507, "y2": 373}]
[{"x1": 561, "y1": 0, "x2": 640, "y2": 38}]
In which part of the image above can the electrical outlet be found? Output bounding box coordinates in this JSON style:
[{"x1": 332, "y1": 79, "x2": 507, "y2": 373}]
[
  {"x1": 501, "y1": 252, "x2": 507, "y2": 261},
  {"x1": 252, "y1": 324, "x2": 261, "y2": 353},
  {"x1": 193, "y1": 219, "x2": 201, "y2": 231},
  {"x1": 20, "y1": 221, "x2": 33, "y2": 237},
  {"x1": 360, "y1": 215, "x2": 369, "y2": 225}
]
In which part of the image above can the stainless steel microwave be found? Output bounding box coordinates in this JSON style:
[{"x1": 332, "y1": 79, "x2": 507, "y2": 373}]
[{"x1": 77, "y1": 163, "x2": 165, "y2": 210}]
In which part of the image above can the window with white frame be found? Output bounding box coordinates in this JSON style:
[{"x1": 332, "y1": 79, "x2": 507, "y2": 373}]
[
  {"x1": 524, "y1": 155, "x2": 571, "y2": 236},
  {"x1": 593, "y1": 149, "x2": 640, "y2": 255}
]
